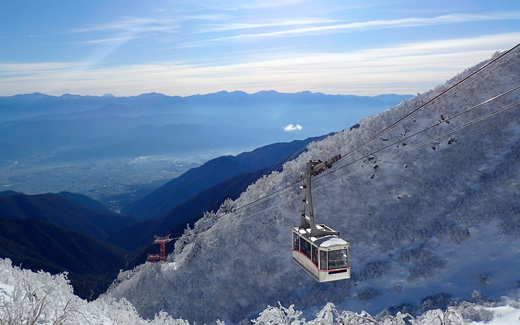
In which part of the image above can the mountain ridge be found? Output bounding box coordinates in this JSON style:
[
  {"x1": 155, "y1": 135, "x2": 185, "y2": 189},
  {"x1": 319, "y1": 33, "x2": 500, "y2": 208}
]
[
  {"x1": 122, "y1": 137, "x2": 325, "y2": 220},
  {"x1": 0, "y1": 192, "x2": 138, "y2": 241},
  {"x1": 0, "y1": 216, "x2": 129, "y2": 300},
  {"x1": 111, "y1": 136, "x2": 326, "y2": 253}
]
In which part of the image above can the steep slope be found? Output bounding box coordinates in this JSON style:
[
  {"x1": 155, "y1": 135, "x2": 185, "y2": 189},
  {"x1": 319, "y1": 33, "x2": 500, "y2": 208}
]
[
  {"x1": 107, "y1": 49, "x2": 520, "y2": 323},
  {"x1": 56, "y1": 191, "x2": 113, "y2": 213},
  {"x1": 0, "y1": 217, "x2": 129, "y2": 299},
  {"x1": 0, "y1": 192, "x2": 137, "y2": 241},
  {"x1": 0, "y1": 192, "x2": 135, "y2": 298},
  {"x1": 111, "y1": 138, "x2": 323, "y2": 251},
  {"x1": 122, "y1": 137, "x2": 323, "y2": 220},
  {"x1": 119, "y1": 167, "x2": 283, "y2": 266}
]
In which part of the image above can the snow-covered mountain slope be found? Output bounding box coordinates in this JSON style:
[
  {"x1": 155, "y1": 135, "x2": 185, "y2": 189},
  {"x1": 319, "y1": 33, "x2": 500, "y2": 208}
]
[
  {"x1": 0, "y1": 258, "x2": 190, "y2": 324},
  {"x1": 2, "y1": 256, "x2": 519, "y2": 324},
  {"x1": 107, "y1": 48, "x2": 520, "y2": 323}
]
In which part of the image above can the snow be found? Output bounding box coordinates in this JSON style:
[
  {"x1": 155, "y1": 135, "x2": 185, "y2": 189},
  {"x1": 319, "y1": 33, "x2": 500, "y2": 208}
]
[
  {"x1": 337, "y1": 222, "x2": 520, "y2": 316},
  {"x1": 0, "y1": 258, "x2": 190, "y2": 324},
  {"x1": 318, "y1": 236, "x2": 349, "y2": 248},
  {"x1": 471, "y1": 302, "x2": 520, "y2": 325},
  {"x1": 0, "y1": 282, "x2": 13, "y2": 303},
  {"x1": 1, "y1": 256, "x2": 519, "y2": 324}
]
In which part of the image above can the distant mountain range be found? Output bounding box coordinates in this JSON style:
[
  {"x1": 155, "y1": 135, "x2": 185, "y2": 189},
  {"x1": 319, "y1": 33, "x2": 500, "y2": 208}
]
[
  {"x1": 0, "y1": 90, "x2": 409, "y2": 208},
  {"x1": 0, "y1": 91, "x2": 411, "y2": 123},
  {"x1": 0, "y1": 91, "x2": 411, "y2": 166}
]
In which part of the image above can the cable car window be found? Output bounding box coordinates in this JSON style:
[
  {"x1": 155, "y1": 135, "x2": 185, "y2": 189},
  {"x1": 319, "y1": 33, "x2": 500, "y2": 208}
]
[
  {"x1": 301, "y1": 238, "x2": 311, "y2": 259},
  {"x1": 293, "y1": 233, "x2": 299, "y2": 251},
  {"x1": 311, "y1": 245, "x2": 318, "y2": 265},
  {"x1": 320, "y1": 250, "x2": 327, "y2": 270},
  {"x1": 328, "y1": 249, "x2": 349, "y2": 270}
]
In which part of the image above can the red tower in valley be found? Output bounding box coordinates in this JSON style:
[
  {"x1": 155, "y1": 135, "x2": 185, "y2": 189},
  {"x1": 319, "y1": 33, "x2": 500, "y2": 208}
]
[{"x1": 147, "y1": 234, "x2": 173, "y2": 262}]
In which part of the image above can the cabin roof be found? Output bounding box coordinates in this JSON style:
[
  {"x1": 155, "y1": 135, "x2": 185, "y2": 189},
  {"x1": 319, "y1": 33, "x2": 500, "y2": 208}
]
[{"x1": 293, "y1": 226, "x2": 349, "y2": 248}]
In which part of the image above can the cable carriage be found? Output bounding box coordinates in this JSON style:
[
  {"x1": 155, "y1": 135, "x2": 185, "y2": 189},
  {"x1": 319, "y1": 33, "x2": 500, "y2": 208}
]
[{"x1": 292, "y1": 156, "x2": 351, "y2": 282}]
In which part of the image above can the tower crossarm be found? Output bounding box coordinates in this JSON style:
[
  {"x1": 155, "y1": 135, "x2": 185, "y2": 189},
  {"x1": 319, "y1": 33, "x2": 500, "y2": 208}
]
[
  {"x1": 151, "y1": 234, "x2": 173, "y2": 262},
  {"x1": 299, "y1": 154, "x2": 341, "y2": 237},
  {"x1": 153, "y1": 234, "x2": 173, "y2": 244}
]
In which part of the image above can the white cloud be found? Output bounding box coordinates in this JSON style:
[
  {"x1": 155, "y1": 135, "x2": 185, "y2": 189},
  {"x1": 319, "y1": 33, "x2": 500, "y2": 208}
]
[
  {"x1": 239, "y1": 0, "x2": 306, "y2": 9},
  {"x1": 80, "y1": 36, "x2": 136, "y2": 45},
  {"x1": 188, "y1": 0, "x2": 307, "y2": 10},
  {"x1": 195, "y1": 18, "x2": 342, "y2": 34},
  {"x1": 180, "y1": 12, "x2": 520, "y2": 47},
  {"x1": 284, "y1": 124, "x2": 303, "y2": 131}
]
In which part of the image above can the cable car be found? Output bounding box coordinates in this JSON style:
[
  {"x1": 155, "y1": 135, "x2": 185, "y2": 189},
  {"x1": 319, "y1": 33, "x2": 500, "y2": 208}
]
[{"x1": 292, "y1": 157, "x2": 351, "y2": 282}]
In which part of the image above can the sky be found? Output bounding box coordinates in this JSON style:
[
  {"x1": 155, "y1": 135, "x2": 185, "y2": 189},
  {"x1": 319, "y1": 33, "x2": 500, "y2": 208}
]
[{"x1": 0, "y1": 0, "x2": 519, "y2": 96}]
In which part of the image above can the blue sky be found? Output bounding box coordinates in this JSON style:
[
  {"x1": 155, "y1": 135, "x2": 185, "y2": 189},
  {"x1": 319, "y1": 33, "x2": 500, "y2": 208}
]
[{"x1": 0, "y1": 0, "x2": 519, "y2": 96}]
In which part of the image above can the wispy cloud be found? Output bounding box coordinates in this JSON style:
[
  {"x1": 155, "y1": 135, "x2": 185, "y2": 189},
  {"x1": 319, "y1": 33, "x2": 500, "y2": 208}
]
[
  {"x1": 187, "y1": 0, "x2": 307, "y2": 11},
  {"x1": 1, "y1": 33, "x2": 518, "y2": 96},
  {"x1": 196, "y1": 18, "x2": 342, "y2": 33},
  {"x1": 181, "y1": 14, "x2": 230, "y2": 22},
  {"x1": 181, "y1": 12, "x2": 520, "y2": 47},
  {"x1": 238, "y1": 0, "x2": 306, "y2": 9},
  {"x1": 0, "y1": 62, "x2": 80, "y2": 77},
  {"x1": 72, "y1": 17, "x2": 179, "y2": 34},
  {"x1": 80, "y1": 36, "x2": 136, "y2": 45},
  {"x1": 69, "y1": 16, "x2": 179, "y2": 46}
]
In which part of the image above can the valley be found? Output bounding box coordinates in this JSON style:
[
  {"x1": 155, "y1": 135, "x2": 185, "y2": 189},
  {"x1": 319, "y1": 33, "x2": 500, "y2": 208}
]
[
  {"x1": 1, "y1": 156, "x2": 199, "y2": 211},
  {"x1": 1, "y1": 91, "x2": 405, "y2": 210}
]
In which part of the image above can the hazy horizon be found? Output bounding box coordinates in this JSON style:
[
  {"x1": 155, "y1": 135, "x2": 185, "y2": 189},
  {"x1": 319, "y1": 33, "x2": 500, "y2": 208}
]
[
  {"x1": 1, "y1": 1, "x2": 519, "y2": 97},
  {"x1": 0, "y1": 89, "x2": 414, "y2": 98}
]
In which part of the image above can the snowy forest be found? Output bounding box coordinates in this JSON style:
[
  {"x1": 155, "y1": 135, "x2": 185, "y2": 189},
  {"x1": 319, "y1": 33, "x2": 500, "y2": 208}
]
[
  {"x1": 2, "y1": 47, "x2": 520, "y2": 324},
  {"x1": 1, "y1": 258, "x2": 519, "y2": 324}
]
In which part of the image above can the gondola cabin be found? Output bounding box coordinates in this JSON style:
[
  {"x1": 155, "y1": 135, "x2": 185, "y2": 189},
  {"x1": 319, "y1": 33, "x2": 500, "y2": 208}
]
[
  {"x1": 294, "y1": 157, "x2": 351, "y2": 282},
  {"x1": 292, "y1": 225, "x2": 350, "y2": 282}
]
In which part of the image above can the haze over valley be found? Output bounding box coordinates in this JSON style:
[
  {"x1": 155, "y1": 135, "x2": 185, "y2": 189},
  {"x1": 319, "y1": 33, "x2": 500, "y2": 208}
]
[{"x1": 0, "y1": 91, "x2": 409, "y2": 209}]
